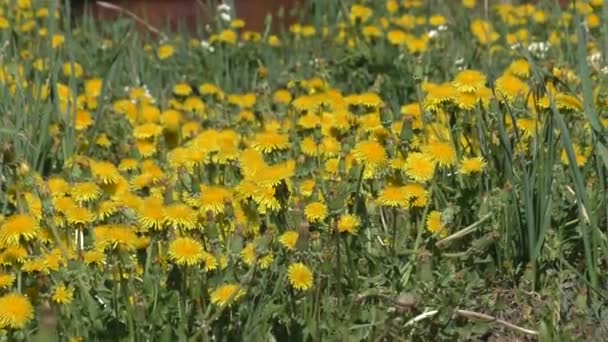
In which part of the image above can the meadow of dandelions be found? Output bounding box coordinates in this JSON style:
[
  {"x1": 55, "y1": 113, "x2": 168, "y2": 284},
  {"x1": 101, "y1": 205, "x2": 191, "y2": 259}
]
[{"x1": 0, "y1": 0, "x2": 607, "y2": 340}]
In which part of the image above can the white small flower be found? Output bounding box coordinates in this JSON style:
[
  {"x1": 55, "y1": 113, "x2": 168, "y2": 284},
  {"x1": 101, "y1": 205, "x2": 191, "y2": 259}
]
[
  {"x1": 217, "y1": 3, "x2": 231, "y2": 12},
  {"x1": 220, "y1": 12, "x2": 231, "y2": 22},
  {"x1": 454, "y1": 58, "x2": 464, "y2": 66},
  {"x1": 510, "y1": 43, "x2": 521, "y2": 50},
  {"x1": 528, "y1": 42, "x2": 539, "y2": 52},
  {"x1": 438, "y1": 25, "x2": 447, "y2": 31},
  {"x1": 601, "y1": 66, "x2": 608, "y2": 75},
  {"x1": 527, "y1": 41, "x2": 550, "y2": 59},
  {"x1": 427, "y1": 30, "x2": 438, "y2": 39},
  {"x1": 201, "y1": 40, "x2": 215, "y2": 52},
  {"x1": 588, "y1": 52, "x2": 601, "y2": 63}
]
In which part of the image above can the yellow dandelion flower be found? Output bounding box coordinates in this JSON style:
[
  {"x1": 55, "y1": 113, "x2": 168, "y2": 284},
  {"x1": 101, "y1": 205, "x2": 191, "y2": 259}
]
[
  {"x1": 90, "y1": 160, "x2": 120, "y2": 184},
  {"x1": 423, "y1": 141, "x2": 457, "y2": 167},
  {"x1": 210, "y1": 284, "x2": 246, "y2": 307},
  {"x1": 96, "y1": 200, "x2": 121, "y2": 220},
  {"x1": 452, "y1": 70, "x2": 486, "y2": 93},
  {"x1": 133, "y1": 123, "x2": 163, "y2": 139},
  {"x1": 287, "y1": 263, "x2": 313, "y2": 291},
  {"x1": 0, "y1": 214, "x2": 39, "y2": 246},
  {"x1": 403, "y1": 183, "x2": 429, "y2": 208},
  {"x1": 387, "y1": 30, "x2": 408, "y2": 45},
  {"x1": 378, "y1": 186, "x2": 407, "y2": 208},
  {"x1": 273, "y1": 89, "x2": 292, "y2": 105},
  {"x1": 52, "y1": 34, "x2": 65, "y2": 48},
  {"x1": 168, "y1": 237, "x2": 205, "y2": 266},
  {"x1": 95, "y1": 134, "x2": 111, "y2": 148},
  {"x1": 43, "y1": 250, "x2": 64, "y2": 271},
  {"x1": 94, "y1": 225, "x2": 138, "y2": 251},
  {"x1": 354, "y1": 93, "x2": 383, "y2": 108},
  {"x1": 352, "y1": 140, "x2": 387, "y2": 170},
  {"x1": 257, "y1": 253, "x2": 274, "y2": 269},
  {"x1": 47, "y1": 177, "x2": 70, "y2": 197},
  {"x1": 424, "y1": 83, "x2": 458, "y2": 111},
  {"x1": 74, "y1": 110, "x2": 94, "y2": 131},
  {"x1": 139, "y1": 104, "x2": 161, "y2": 122},
  {"x1": 404, "y1": 152, "x2": 436, "y2": 182},
  {"x1": 561, "y1": 144, "x2": 588, "y2": 167},
  {"x1": 507, "y1": 59, "x2": 530, "y2": 79},
  {"x1": 358, "y1": 113, "x2": 383, "y2": 133},
  {"x1": 173, "y1": 83, "x2": 192, "y2": 97},
  {"x1": 0, "y1": 273, "x2": 16, "y2": 289},
  {"x1": 362, "y1": 25, "x2": 382, "y2": 39},
  {"x1": 337, "y1": 214, "x2": 360, "y2": 235},
  {"x1": 304, "y1": 202, "x2": 328, "y2": 223},
  {"x1": 252, "y1": 186, "x2": 282, "y2": 213},
  {"x1": 349, "y1": 4, "x2": 373, "y2": 23},
  {"x1": 163, "y1": 203, "x2": 198, "y2": 230},
  {"x1": 157, "y1": 44, "x2": 175, "y2": 60},
  {"x1": 22, "y1": 258, "x2": 50, "y2": 274},
  {"x1": 555, "y1": 93, "x2": 583, "y2": 111},
  {"x1": 495, "y1": 74, "x2": 528, "y2": 103},
  {"x1": 183, "y1": 96, "x2": 206, "y2": 115},
  {"x1": 459, "y1": 156, "x2": 487, "y2": 175},
  {"x1": 198, "y1": 186, "x2": 232, "y2": 215},
  {"x1": 252, "y1": 132, "x2": 291, "y2": 154},
  {"x1": 160, "y1": 109, "x2": 183, "y2": 131},
  {"x1": 22, "y1": 194, "x2": 40, "y2": 218},
  {"x1": 470, "y1": 19, "x2": 500, "y2": 45},
  {"x1": 279, "y1": 231, "x2": 299, "y2": 250},
  {"x1": 137, "y1": 197, "x2": 165, "y2": 230},
  {"x1": 426, "y1": 211, "x2": 447, "y2": 237},
  {"x1": 62, "y1": 62, "x2": 84, "y2": 78},
  {"x1": 0, "y1": 293, "x2": 34, "y2": 329},
  {"x1": 0, "y1": 246, "x2": 28, "y2": 265},
  {"x1": 71, "y1": 182, "x2": 102, "y2": 203},
  {"x1": 52, "y1": 285, "x2": 74, "y2": 305},
  {"x1": 400, "y1": 103, "x2": 424, "y2": 129},
  {"x1": 200, "y1": 251, "x2": 218, "y2": 271},
  {"x1": 83, "y1": 249, "x2": 106, "y2": 266},
  {"x1": 65, "y1": 206, "x2": 96, "y2": 225},
  {"x1": 297, "y1": 112, "x2": 321, "y2": 129},
  {"x1": 118, "y1": 159, "x2": 139, "y2": 172},
  {"x1": 240, "y1": 242, "x2": 257, "y2": 266},
  {"x1": 299, "y1": 179, "x2": 316, "y2": 197},
  {"x1": 198, "y1": 83, "x2": 222, "y2": 97},
  {"x1": 268, "y1": 35, "x2": 282, "y2": 46},
  {"x1": 456, "y1": 92, "x2": 480, "y2": 110},
  {"x1": 300, "y1": 137, "x2": 320, "y2": 157},
  {"x1": 135, "y1": 140, "x2": 157, "y2": 158}
]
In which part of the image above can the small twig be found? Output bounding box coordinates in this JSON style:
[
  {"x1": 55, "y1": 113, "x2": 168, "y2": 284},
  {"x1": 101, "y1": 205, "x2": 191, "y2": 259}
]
[
  {"x1": 435, "y1": 213, "x2": 492, "y2": 247},
  {"x1": 95, "y1": 1, "x2": 164, "y2": 38},
  {"x1": 405, "y1": 309, "x2": 438, "y2": 326},
  {"x1": 405, "y1": 308, "x2": 539, "y2": 336}
]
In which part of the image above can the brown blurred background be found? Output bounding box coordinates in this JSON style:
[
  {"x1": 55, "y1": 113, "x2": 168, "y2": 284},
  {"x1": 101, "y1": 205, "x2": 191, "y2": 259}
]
[{"x1": 73, "y1": 0, "x2": 303, "y2": 33}]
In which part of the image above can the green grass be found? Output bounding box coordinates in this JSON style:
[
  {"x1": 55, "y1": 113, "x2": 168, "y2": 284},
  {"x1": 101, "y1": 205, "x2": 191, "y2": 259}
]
[{"x1": 0, "y1": 0, "x2": 607, "y2": 340}]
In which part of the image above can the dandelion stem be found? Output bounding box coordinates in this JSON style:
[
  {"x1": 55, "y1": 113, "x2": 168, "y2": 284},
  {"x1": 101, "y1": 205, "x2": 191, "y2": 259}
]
[
  {"x1": 335, "y1": 229, "x2": 343, "y2": 299},
  {"x1": 391, "y1": 207, "x2": 398, "y2": 253}
]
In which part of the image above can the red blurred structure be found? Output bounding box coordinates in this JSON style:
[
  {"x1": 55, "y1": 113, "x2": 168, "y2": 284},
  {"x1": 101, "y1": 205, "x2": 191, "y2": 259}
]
[{"x1": 75, "y1": 0, "x2": 302, "y2": 34}]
